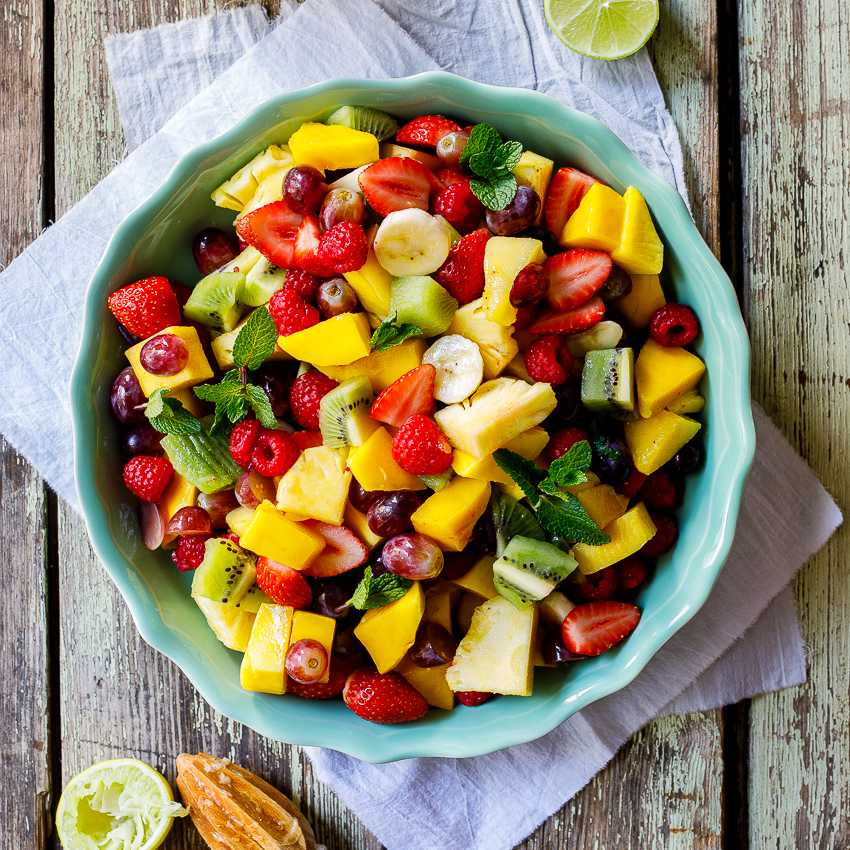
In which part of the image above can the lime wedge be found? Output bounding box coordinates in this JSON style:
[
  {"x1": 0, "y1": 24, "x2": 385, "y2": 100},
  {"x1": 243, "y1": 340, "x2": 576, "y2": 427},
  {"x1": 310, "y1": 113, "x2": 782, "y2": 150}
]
[
  {"x1": 545, "y1": 0, "x2": 660, "y2": 60},
  {"x1": 56, "y1": 758, "x2": 188, "y2": 850}
]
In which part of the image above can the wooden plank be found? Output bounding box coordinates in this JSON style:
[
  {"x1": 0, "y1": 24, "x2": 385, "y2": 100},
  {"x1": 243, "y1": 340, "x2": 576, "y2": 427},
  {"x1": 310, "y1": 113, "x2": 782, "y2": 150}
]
[
  {"x1": 739, "y1": 0, "x2": 850, "y2": 845},
  {"x1": 0, "y1": 0, "x2": 52, "y2": 848}
]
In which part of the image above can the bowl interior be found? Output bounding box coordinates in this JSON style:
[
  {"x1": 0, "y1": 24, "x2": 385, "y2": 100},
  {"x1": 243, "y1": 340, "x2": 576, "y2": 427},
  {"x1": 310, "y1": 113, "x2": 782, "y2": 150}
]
[{"x1": 72, "y1": 73, "x2": 754, "y2": 762}]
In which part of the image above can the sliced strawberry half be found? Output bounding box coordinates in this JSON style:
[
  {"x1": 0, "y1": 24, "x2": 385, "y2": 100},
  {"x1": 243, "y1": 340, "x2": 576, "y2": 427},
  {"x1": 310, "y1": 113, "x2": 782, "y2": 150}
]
[
  {"x1": 236, "y1": 200, "x2": 303, "y2": 268},
  {"x1": 299, "y1": 520, "x2": 368, "y2": 577},
  {"x1": 256, "y1": 557, "x2": 312, "y2": 609},
  {"x1": 544, "y1": 249, "x2": 612, "y2": 310},
  {"x1": 286, "y1": 652, "x2": 359, "y2": 699},
  {"x1": 528, "y1": 295, "x2": 606, "y2": 335},
  {"x1": 544, "y1": 167, "x2": 601, "y2": 240},
  {"x1": 370, "y1": 364, "x2": 436, "y2": 428},
  {"x1": 294, "y1": 215, "x2": 334, "y2": 276},
  {"x1": 561, "y1": 600, "x2": 642, "y2": 656},
  {"x1": 292, "y1": 430, "x2": 323, "y2": 451},
  {"x1": 358, "y1": 157, "x2": 433, "y2": 217},
  {"x1": 395, "y1": 115, "x2": 460, "y2": 148}
]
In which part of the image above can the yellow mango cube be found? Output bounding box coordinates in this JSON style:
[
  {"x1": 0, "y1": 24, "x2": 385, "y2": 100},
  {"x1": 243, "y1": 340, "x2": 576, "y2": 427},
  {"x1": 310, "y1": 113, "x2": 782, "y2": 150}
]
[
  {"x1": 126, "y1": 326, "x2": 214, "y2": 398},
  {"x1": 564, "y1": 469, "x2": 600, "y2": 494},
  {"x1": 513, "y1": 151, "x2": 554, "y2": 226},
  {"x1": 316, "y1": 338, "x2": 426, "y2": 391},
  {"x1": 289, "y1": 610, "x2": 336, "y2": 684},
  {"x1": 354, "y1": 582, "x2": 425, "y2": 673},
  {"x1": 342, "y1": 225, "x2": 392, "y2": 318},
  {"x1": 344, "y1": 502, "x2": 384, "y2": 551},
  {"x1": 423, "y1": 584, "x2": 456, "y2": 634},
  {"x1": 347, "y1": 426, "x2": 427, "y2": 491},
  {"x1": 560, "y1": 183, "x2": 626, "y2": 253},
  {"x1": 276, "y1": 445, "x2": 351, "y2": 524},
  {"x1": 394, "y1": 657, "x2": 455, "y2": 711},
  {"x1": 451, "y1": 426, "x2": 549, "y2": 487},
  {"x1": 483, "y1": 236, "x2": 547, "y2": 326},
  {"x1": 449, "y1": 554, "x2": 498, "y2": 599},
  {"x1": 212, "y1": 145, "x2": 294, "y2": 211},
  {"x1": 240, "y1": 603, "x2": 294, "y2": 694},
  {"x1": 576, "y1": 484, "x2": 630, "y2": 530},
  {"x1": 167, "y1": 387, "x2": 207, "y2": 418},
  {"x1": 278, "y1": 312, "x2": 372, "y2": 366},
  {"x1": 239, "y1": 501, "x2": 325, "y2": 568},
  {"x1": 411, "y1": 477, "x2": 491, "y2": 552},
  {"x1": 624, "y1": 409, "x2": 702, "y2": 474},
  {"x1": 611, "y1": 187, "x2": 664, "y2": 275},
  {"x1": 613, "y1": 273, "x2": 666, "y2": 328},
  {"x1": 158, "y1": 471, "x2": 198, "y2": 523},
  {"x1": 289, "y1": 123, "x2": 379, "y2": 174},
  {"x1": 573, "y1": 503, "x2": 657, "y2": 575},
  {"x1": 668, "y1": 388, "x2": 706, "y2": 415},
  {"x1": 635, "y1": 338, "x2": 706, "y2": 418}
]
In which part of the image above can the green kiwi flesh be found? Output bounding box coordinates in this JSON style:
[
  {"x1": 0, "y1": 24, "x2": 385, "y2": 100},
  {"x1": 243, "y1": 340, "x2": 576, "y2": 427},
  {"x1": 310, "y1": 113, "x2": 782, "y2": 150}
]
[
  {"x1": 419, "y1": 469, "x2": 455, "y2": 491},
  {"x1": 191, "y1": 537, "x2": 258, "y2": 605},
  {"x1": 318, "y1": 376, "x2": 376, "y2": 448},
  {"x1": 580, "y1": 347, "x2": 635, "y2": 414},
  {"x1": 243, "y1": 258, "x2": 287, "y2": 306},
  {"x1": 325, "y1": 106, "x2": 399, "y2": 142},
  {"x1": 390, "y1": 275, "x2": 458, "y2": 337},
  {"x1": 490, "y1": 491, "x2": 545, "y2": 557},
  {"x1": 161, "y1": 417, "x2": 243, "y2": 494},
  {"x1": 493, "y1": 536, "x2": 578, "y2": 610},
  {"x1": 184, "y1": 271, "x2": 245, "y2": 332}
]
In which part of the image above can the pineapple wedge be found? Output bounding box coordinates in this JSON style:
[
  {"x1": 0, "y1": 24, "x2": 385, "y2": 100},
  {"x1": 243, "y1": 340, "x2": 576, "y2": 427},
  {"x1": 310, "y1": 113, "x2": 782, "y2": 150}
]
[
  {"x1": 275, "y1": 446, "x2": 351, "y2": 525},
  {"x1": 195, "y1": 596, "x2": 256, "y2": 652},
  {"x1": 211, "y1": 144, "x2": 294, "y2": 211},
  {"x1": 447, "y1": 297, "x2": 519, "y2": 380},
  {"x1": 434, "y1": 378, "x2": 557, "y2": 460},
  {"x1": 512, "y1": 151, "x2": 554, "y2": 226},
  {"x1": 446, "y1": 595, "x2": 537, "y2": 696}
]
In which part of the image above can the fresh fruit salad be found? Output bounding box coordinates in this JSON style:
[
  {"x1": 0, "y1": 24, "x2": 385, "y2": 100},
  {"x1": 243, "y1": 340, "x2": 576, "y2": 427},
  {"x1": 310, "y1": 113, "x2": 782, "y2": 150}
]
[{"x1": 107, "y1": 106, "x2": 707, "y2": 725}]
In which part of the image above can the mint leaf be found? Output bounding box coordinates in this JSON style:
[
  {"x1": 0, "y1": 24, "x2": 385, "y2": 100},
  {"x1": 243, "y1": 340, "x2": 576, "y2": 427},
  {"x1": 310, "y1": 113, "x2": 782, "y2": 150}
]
[
  {"x1": 346, "y1": 566, "x2": 413, "y2": 611},
  {"x1": 370, "y1": 314, "x2": 422, "y2": 352},
  {"x1": 144, "y1": 388, "x2": 201, "y2": 435},
  {"x1": 536, "y1": 491, "x2": 611, "y2": 546},
  {"x1": 245, "y1": 383, "x2": 277, "y2": 429},
  {"x1": 459, "y1": 123, "x2": 502, "y2": 170},
  {"x1": 233, "y1": 307, "x2": 277, "y2": 370},
  {"x1": 470, "y1": 174, "x2": 518, "y2": 211},
  {"x1": 543, "y1": 440, "x2": 592, "y2": 489},
  {"x1": 194, "y1": 370, "x2": 246, "y2": 434},
  {"x1": 469, "y1": 140, "x2": 523, "y2": 180},
  {"x1": 145, "y1": 388, "x2": 168, "y2": 419},
  {"x1": 492, "y1": 448, "x2": 546, "y2": 503}
]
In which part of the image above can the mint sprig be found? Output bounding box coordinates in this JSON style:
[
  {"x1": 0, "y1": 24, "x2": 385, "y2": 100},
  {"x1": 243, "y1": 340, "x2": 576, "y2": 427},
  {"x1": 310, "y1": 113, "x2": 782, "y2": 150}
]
[
  {"x1": 144, "y1": 388, "x2": 201, "y2": 435},
  {"x1": 460, "y1": 124, "x2": 524, "y2": 211},
  {"x1": 232, "y1": 307, "x2": 277, "y2": 370},
  {"x1": 346, "y1": 566, "x2": 412, "y2": 611},
  {"x1": 370, "y1": 313, "x2": 422, "y2": 352}
]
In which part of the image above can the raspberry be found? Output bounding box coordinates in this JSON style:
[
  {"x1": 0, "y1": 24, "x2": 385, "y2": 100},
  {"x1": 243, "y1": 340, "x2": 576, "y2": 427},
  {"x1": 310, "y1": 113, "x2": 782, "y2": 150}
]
[
  {"x1": 649, "y1": 303, "x2": 701, "y2": 347},
  {"x1": 431, "y1": 182, "x2": 484, "y2": 234},
  {"x1": 433, "y1": 228, "x2": 490, "y2": 304},
  {"x1": 616, "y1": 468, "x2": 647, "y2": 500},
  {"x1": 123, "y1": 455, "x2": 173, "y2": 502},
  {"x1": 545, "y1": 425, "x2": 589, "y2": 463},
  {"x1": 513, "y1": 303, "x2": 538, "y2": 329},
  {"x1": 636, "y1": 470, "x2": 678, "y2": 510},
  {"x1": 290, "y1": 373, "x2": 339, "y2": 430},
  {"x1": 580, "y1": 566, "x2": 618, "y2": 602},
  {"x1": 268, "y1": 287, "x2": 321, "y2": 337},
  {"x1": 219, "y1": 532, "x2": 240, "y2": 546},
  {"x1": 283, "y1": 269, "x2": 323, "y2": 304},
  {"x1": 525, "y1": 335, "x2": 574, "y2": 386},
  {"x1": 292, "y1": 430, "x2": 324, "y2": 451},
  {"x1": 229, "y1": 419, "x2": 264, "y2": 468},
  {"x1": 509, "y1": 263, "x2": 548, "y2": 308},
  {"x1": 639, "y1": 512, "x2": 678, "y2": 557},
  {"x1": 318, "y1": 222, "x2": 368, "y2": 273},
  {"x1": 455, "y1": 691, "x2": 492, "y2": 706},
  {"x1": 172, "y1": 533, "x2": 212, "y2": 571},
  {"x1": 250, "y1": 430, "x2": 300, "y2": 477},
  {"x1": 615, "y1": 555, "x2": 647, "y2": 591},
  {"x1": 391, "y1": 414, "x2": 453, "y2": 475}
]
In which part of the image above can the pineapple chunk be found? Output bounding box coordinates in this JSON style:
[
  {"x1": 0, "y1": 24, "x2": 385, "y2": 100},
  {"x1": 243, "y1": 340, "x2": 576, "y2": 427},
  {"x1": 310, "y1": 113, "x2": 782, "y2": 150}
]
[
  {"x1": 512, "y1": 151, "x2": 554, "y2": 225},
  {"x1": 446, "y1": 596, "x2": 537, "y2": 696},
  {"x1": 289, "y1": 123, "x2": 379, "y2": 175},
  {"x1": 240, "y1": 603, "x2": 294, "y2": 694},
  {"x1": 342, "y1": 224, "x2": 392, "y2": 318},
  {"x1": 276, "y1": 446, "x2": 351, "y2": 524},
  {"x1": 239, "y1": 501, "x2": 325, "y2": 568},
  {"x1": 573, "y1": 503, "x2": 657, "y2": 574},
  {"x1": 610, "y1": 187, "x2": 664, "y2": 275},
  {"x1": 347, "y1": 426, "x2": 427, "y2": 491},
  {"x1": 212, "y1": 145, "x2": 294, "y2": 211},
  {"x1": 483, "y1": 237, "x2": 547, "y2": 326},
  {"x1": 434, "y1": 378, "x2": 557, "y2": 460},
  {"x1": 446, "y1": 297, "x2": 519, "y2": 379},
  {"x1": 560, "y1": 183, "x2": 626, "y2": 253},
  {"x1": 613, "y1": 272, "x2": 666, "y2": 328},
  {"x1": 237, "y1": 168, "x2": 293, "y2": 221},
  {"x1": 394, "y1": 657, "x2": 455, "y2": 711},
  {"x1": 315, "y1": 338, "x2": 426, "y2": 392},
  {"x1": 277, "y1": 312, "x2": 372, "y2": 366},
  {"x1": 451, "y1": 425, "x2": 549, "y2": 487},
  {"x1": 195, "y1": 596, "x2": 256, "y2": 652},
  {"x1": 225, "y1": 506, "x2": 255, "y2": 537},
  {"x1": 411, "y1": 478, "x2": 491, "y2": 552},
  {"x1": 624, "y1": 409, "x2": 702, "y2": 475},
  {"x1": 126, "y1": 326, "x2": 214, "y2": 398},
  {"x1": 354, "y1": 583, "x2": 424, "y2": 673},
  {"x1": 289, "y1": 610, "x2": 336, "y2": 684},
  {"x1": 211, "y1": 311, "x2": 291, "y2": 370},
  {"x1": 635, "y1": 338, "x2": 706, "y2": 418},
  {"x1": 576, "y1": 484, "x2": 630, "y2": 530}
]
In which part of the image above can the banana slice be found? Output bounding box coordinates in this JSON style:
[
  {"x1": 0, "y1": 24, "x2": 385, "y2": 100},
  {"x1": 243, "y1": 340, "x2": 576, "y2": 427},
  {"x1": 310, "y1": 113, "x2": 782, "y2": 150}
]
[
  {"x1": 423, "y1": 335, "x2": 484, "y2": 403},
  {"x1": 373, "y1": 209, "x2": 452, "y2": 276}
]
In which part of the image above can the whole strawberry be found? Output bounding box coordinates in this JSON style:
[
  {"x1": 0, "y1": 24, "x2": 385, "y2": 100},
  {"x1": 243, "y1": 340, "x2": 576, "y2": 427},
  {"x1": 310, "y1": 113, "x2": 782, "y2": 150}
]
[
  {"x1": 108, "y1": 277, "x2": 181, "y2": 338},
  {"x1": 123, "y1": 455, "x2": 174, "y2": 502},
  {"x1": 290, "y1": 372, "x2": 339, "y2": 431},
  {"x1": 433, "y1": 228, "x2": 491, "y2": 304},
  {"x1": 268, "y1": 287, "x2": 321, "y2": 337},
  {"x1": 391, "y1": 414, "x2": 453, "y2": 475},
  {"x1": 256, "y1": 556, "x2": 312, "y2": 609},
  {"x1": 343, "y1": 668, "x2": 429, "y2": 724}
]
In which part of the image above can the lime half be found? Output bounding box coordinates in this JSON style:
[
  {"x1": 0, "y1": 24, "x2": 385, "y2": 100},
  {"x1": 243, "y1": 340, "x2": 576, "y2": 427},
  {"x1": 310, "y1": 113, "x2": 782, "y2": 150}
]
[
  {"x1": 56, "y1": 758, "x2": 188, "y2": 850},
  {"x1": 545, "y1": 0, "x2": 660, "y2": 60}
]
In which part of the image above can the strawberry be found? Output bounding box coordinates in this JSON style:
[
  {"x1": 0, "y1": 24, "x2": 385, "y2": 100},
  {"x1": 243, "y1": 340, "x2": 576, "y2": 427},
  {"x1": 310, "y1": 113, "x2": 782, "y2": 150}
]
[
  {"x1": 561, "y1": 600, "x2": 642, "y2": 656},
  {"x1": 291, "y1": 430, "x2": 323, "y2": 451},
  {"x1": 286, "y1": 652, "x2": 359, "y2": 699},
  {"x1": 236, "y1": 200, "x2": 303, "y2": 267},
  {"x1": 107, "y1": 277, "x2": 181, "y2": 338},
  {"x1": 434, "y1": 167, "x2": 469, "y2": 190},
  {"x1": 544, "y1": 167, "x2": 601, "y2": 239},
  {"x1": 392, "y1": 414, "x2": 453, "y2": 475},
  {"x1": 395, "y1": 115, "x2": 460, "y2": 148},
  {"x1": 294, "y1": 215, "x2": 334, "y2": 276},
  {"x1": 358, "y1": 157, "x2": 433, "y2": 217},
  {"x1": 370, "y1": 364, "x2": 436, "y2": 427},
  {"x1": 430, "y1": 182, "x2": 484, "y2": 234},
  {"x1": 256, "y1": 556, "x2": 312, "y2": 608},
  {"x1": 527, "y1": 296, "x2": 606, "y2": 335},
  {"x1": 433, "y1": 227, "x2": 491, "y2": 304},
  {"x1": 123, "y1": 455, "x2": 174, "y2": 502},
  {"x1": 544, "y1": 249, "x2": 612, "y2": 310},
  {"x1": 342, "y1": 667, "x2": 429, "y2": 724},
  {"x1": 298, "y1": 520, "x2": 368, "y2": 577}
]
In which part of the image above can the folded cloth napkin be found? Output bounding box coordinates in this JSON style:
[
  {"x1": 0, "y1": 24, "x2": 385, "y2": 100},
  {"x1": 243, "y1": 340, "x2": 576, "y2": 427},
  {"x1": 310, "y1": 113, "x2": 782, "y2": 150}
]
[{"x1": 0, "y1": 1, "x2": 840, "y2": 847}]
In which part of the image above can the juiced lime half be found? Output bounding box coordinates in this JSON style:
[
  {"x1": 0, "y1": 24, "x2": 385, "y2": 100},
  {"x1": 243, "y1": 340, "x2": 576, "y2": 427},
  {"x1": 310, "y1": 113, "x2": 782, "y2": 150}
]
[
  {"x1": 545, "y1": 0, "x2": 660, "y2": 60},
  {"x1": 56, "y1": 758, "x2": 188, "y2": 850}
]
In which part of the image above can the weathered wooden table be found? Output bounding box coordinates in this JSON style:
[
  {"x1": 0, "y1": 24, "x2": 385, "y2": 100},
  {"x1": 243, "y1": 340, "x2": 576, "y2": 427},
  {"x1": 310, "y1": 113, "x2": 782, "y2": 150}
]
[{"x1": 3, "y1": 0, "x2": 847, "y2": 846}]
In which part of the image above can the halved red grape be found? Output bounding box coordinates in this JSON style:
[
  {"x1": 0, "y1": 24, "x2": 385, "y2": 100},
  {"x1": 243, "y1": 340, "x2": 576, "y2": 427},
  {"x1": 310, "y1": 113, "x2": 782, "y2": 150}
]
[
  {"x1": 381, "y1": 532, "x2": 444, "y2": 580},
  {"x1": 485, "y1": 186, "x2": 540, "y2": 235},
  {"x1": 192, "y1": 227, "x2": 239, "y2": 276},
  {"x1": 316, "y1": 277, "x2": 358, "y2": 319},
  {"x1": 435, "y1": 130, "x2": 471, "y2": 168},
  {"x1": 319, "y1": 188, "x2": 365, "y2": 231},
  {"x1": 165, "y1": 506, "x2": 212, "y2": 536},
  {"x1": 139, "y1": 502, "x2": 166, "y2": 550},
  {"x1": 408, "y1": 621, "x2": 457, "y2": 668},
  {"x1": 139, "y1": 334, "x2": 189, "y2": 376},
  {"x1": 198, "y1": 490, "x2": 240, "y2": 529},
  {"x1": 234, "y1": 469, "x2": 276, "y2": 509},
  {"x1": 285, "y1": 638, "x2": 329, "y2": 684}
]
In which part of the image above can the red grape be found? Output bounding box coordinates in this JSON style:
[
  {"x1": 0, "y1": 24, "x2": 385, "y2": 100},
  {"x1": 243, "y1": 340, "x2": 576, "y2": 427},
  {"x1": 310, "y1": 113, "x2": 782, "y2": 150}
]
[
  {"x1": 408, "y1": 621, "x2": 457, "y2": 667},
  {"x1": 165, "y1": 506, "x2": 212, "y2": 536},
  {"x1": 139, "y1": 334, "x2": 189, "y2": 376},
  {"x1": 252, "y1": 363, "x2": 295, "y2": 418},
  {"x1": 192, "y1": 227, "x2": 239, "y2": 275},
  {"x1": 111, "y1": 367, "x2": 146, "y2": 425},
  {"x1": 234, "y1": 469, "x2": 276, "y2": 509},
  {"x1": 197, "y1": 490, "x2": 240, "y2": 528},
  {"x1": 366, "y1": 490, "x2": 423, "y2": 536},
  {"x1": 435, "y1": 130, "x2": 471, "y2": 168},
  {"x1": 139, "y1": 501, "x2": 166, "y2": 550},
  {"x1": 285, "y1": 638, "x2": 329, "y2": 684},
  {"x1": 283, "y1": 166, "x2": 329, "y2": 215},
  {"x1": 485, "y1": 186, "x2": 541, "y2": 235},
  {"x1": 348, "y1": 479, "x2": 382, "y2": 514},
  {"x1": 319, "y1": 188, "x2": 365, "y2": 231},
  {"x1": 381, "y1": 533, "x2": 444, "y2": 580},
  {"x1": 316, "y1": 277, "x2": 358, "y2": 319},
  {"x1": 122, "y1": 423, "x2": 164, "y2": 457}
]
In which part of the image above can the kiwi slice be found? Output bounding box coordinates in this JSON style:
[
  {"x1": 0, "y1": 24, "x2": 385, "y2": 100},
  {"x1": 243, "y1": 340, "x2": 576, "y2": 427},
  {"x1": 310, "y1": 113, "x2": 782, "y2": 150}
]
[
  {"x1": 184, "y1": 271, "x2": 245, "y2": 332},
  {"x1": 243, "y1": 257, "x2": 287, "y2": 307},
  {"x1": 191, "y1": 537, "x2": 257, "y2": 605},
  {"x1": 493, "y1": 536, "x2": 578, "y2": 610},
  {"x1": 325, "y1": 106, "x2": 399, "y2": 142},
  {"x1": 489, "y1": 490, "x2": 545, "y2": 557},
  {"x1": 419, "y1": 469, "x2": 455, "y2": 491},
  {"x1": 390, "y1": 276, "x2": 458, "y2": 337},
  {"x1": 161, "y1": 418, "x2": 243, "y2": 494},
  {"x1": 580, "y1": 347, "x2": 635, "y2": 414},
  {"x1": 234, "y1": 582, "x2": 275, "y2": 613},
  {"x1": 318, "y1": 376, "x2": 378, "y2": 448}
]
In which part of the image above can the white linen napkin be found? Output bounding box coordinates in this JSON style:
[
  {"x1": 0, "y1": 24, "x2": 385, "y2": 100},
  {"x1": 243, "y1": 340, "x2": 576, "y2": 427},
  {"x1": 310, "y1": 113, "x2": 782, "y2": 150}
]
[{"x1": 0, "y1": 1, "x2": 840, "y2": 847}]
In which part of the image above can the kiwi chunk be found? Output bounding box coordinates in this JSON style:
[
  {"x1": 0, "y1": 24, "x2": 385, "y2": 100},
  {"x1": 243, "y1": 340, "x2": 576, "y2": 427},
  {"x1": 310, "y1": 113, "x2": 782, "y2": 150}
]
[
  {"x1": 191, "y1": 537, "x2": 257, "y2": 605},
  {"x1": 493, "y1": 536, "x2": 578, "y2": 610},
  {"x1": 235, "y1": 582, "x2": 275, "y2": 613},
  {"x1": 419, "y1": 469, "x2": 455, "y2": 492},
  {"x1": 184, "y1": 271, "x2": 245, "y2": 332},
  {"x1": 325, "y1": 106, "x2": 399, "y2": 142},
  {"x1": 490, "y1": 490, "x2": 545, "y2": 557},
  {"x1": 243, "y1": 257, "x2": 287, "y2": 307},
  {"x1": 318, "y1": 376, "x2": 378, "y2": 448},
  {"x1": 390, "y1": 275, "x2": 458, "y2": 337},
  {"x1": 161, "y1": 418, "x2": 243, "y2": 494},
  {"x1": 580, "y1": 347, "x2": 635, "y2": 414}
]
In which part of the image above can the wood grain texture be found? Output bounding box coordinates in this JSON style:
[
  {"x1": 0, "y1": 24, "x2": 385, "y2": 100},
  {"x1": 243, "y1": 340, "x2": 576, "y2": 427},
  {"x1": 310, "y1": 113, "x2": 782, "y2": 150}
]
[{"x1": 739, "y1": 0, "x2": 850, "y2": 846}]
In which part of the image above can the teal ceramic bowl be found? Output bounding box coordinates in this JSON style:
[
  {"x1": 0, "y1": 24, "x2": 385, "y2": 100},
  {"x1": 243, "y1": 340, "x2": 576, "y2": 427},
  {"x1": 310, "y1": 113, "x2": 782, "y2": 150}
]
[{"x1": 71, "y1": 73, "x2": 754, "y2": 762}]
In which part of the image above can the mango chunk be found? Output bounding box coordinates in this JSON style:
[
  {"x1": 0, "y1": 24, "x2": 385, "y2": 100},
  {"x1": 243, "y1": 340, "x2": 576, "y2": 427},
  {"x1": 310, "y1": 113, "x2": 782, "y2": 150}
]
[
  {"x1": 158, "y1": 471, "x2": 198, "y2": 524},
  {"x1": 513, "y1": 151, "x2": 554, "y2": 226},
  {"x1": 278, "y1": 312, "x2": 372, "y2": 366},
  {"x1": 575, "y1": 484, "x2": 630, "y2": 530},
  {"x1": 613, "y1": 272, "x2": 666, "y2": 328},
  {"x1": 289, "y1": 123, "x2": 379, "y2": 175},
  {"x1": 411, "y1": 477, "x2": 491, "y2": 552},
  {"x1": 354, "y1": 582, "x2": 425, "y2": 673},
  {"x1": 451, "y1": 426, "x2": 548, "y2": 488},
  {"x1": 343, "y1": 502, "x2": 384, "y2": 551},
  {"x1": 635, "y1": 338, "x2": 706, "y2": 419},
  {"x1": 240, "y1": 603, "x2": 294, "y2": 694},
  {"x1": 212, "y1": 145, "x2": 294, "y2": 211},
  {"x1": 289, "y1": 610, "x2": 336, "y2": 684},
  {"x1": 167, "y1": 387, "x2": 207, "y2": 418},
  {"x1": 239, "y1": 501, "x2": 324, "y2": 568},
  {"x1": 611, "y1": 187, "x2": 664, "y2": 275},
  {"x1": 126, "y1": 325, "x2": 214, "y2": 398},
  {"x1": 342, "y1": 224, "x2": 392, "y2": 318},
  {"x1": 449, "y1": 554, "x2": 498, "y2": 599},
  {"x1": 573, "y1": 503, "x2": 657, "y2": 575},
  {"x1": 483, "y1": 236, "x2": 547, "y2": 326},
  {"x1": 423, "y1": 582, "x2": 458, "y2": 634},
  {"x1": 624, "y1": 409, "x2": 702, "y2": 474},
  {"x1": 560, "y1": 183, "x2": 626, "y2": 253},
  {"x1": 315, "y1": 338, "x2": 426, "y2": 392},
  {"x1": 276, "y1": 445, "x2": 351, "y2": 524},
  {"x1": 394, "y1": 657, "x2": 455, "y2": 711},
  {"x1": 347, "y1": 426, "x2": 427, "y2": 491}
]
